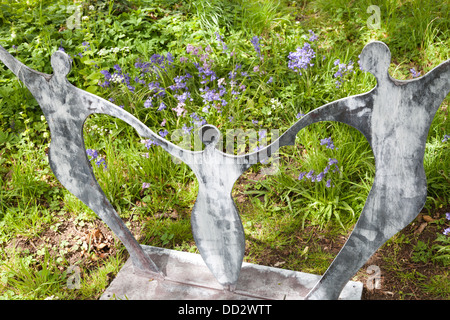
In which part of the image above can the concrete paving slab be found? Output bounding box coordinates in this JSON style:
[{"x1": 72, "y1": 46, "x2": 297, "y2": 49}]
[{"x1": 100, "y1": 245, "x2": 363, "y2": 300}]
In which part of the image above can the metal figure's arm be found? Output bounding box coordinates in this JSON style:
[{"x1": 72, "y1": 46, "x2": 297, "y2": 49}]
[
  {"x1": 0, "y1": 45, "x2": 50, "y2": 83},
  {"x1": 76, "y1": 86, "x2": 196, "y2": 164},
  {"x1": 228, "y1": 90, "x2": 375, "y2": 166}
]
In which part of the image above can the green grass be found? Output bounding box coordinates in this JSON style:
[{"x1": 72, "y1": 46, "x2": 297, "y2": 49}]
[{"x1": 0, "y1": 0, "x2": 449, "y2": 299}]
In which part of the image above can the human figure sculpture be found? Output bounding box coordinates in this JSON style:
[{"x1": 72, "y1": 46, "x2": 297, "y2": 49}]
[
  {"x1": 1, "y1": 41, "x2": 448, "y2": 299},
  {"x1": 272, "y1": 41, "x2": 449, "y2": 299},
  {"x1": 0, "y1": 46, "x2": 164, "y2": 278},
  {"x1": 0, "y1": 46, "x2": 269, "y2": 288}
]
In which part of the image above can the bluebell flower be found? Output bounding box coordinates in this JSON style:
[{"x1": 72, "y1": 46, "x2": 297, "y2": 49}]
[
  {"x1": 100, "y1": 70, "x2": 112, "y2": 80},
  {"x1": 410, "y1": 67, "x2": 421, "y2": 78},
  {"x1": 267, "y1": 76, "x2": 273, "y2": 84},
  {"x1": 142, "y1": 182, "x2": 151, "y2": 190},
  {"x1": 308, "y1": 30, "x2": 318, "y2": 42},
  {"x1": 333, "y1": 60, "x2": 354, "y2": 88},
  {"x1": 320, "y1": 137, "x2": 335, "y2": 149},
  {"x1": 113, "y1": 64, "x2": 122, "y2": 73},
  {"x1": 316, "y1": 171, "x2": 325, "y2": 182},
  {"x1": 86, "y1": 149, "x2": 98, "y2": 161},
  {"x1": 143, "y1": 138, "x2": 160, "y2": 149},
  {"x1": 175, "y1": 92, "x2": 192, "y2": 104},
  {"x1": 306, "y1": 170, "x2": 315, "y2": 180},
  {"x1": 444, "y1": 227, "x2": 450, "y2": 236},
  {"x1": 298, "y1": 172, "x2": 307, "y2": 181},
  {"x1": 215, "y1": 32, "x2": 228, "y2": 53},
  {"x1": 182, "y1": 124, "x2": 193, "y2": 135},
  {"x1": 190, "y1": 113, "x2": 207, "y2": 127},
  {"x1": 287, "y1": 43, "x2": 316, "y2": 75},
  {"x1": 442, "y1": 134, "x2": 449, "y2": 142},
  {"x1": 328, "y1": 158, "x2": 338, "y2": 166},
  {"x1": 326, "y1": 179, "x2": 332, "y2": 188},
  {"x1": 445, "y1": 212, "x2": 450, "y2": 220},
  {"x1": 159, "y1": 129, "x2": 169, "y2": 138},
  {"x1": 251, "y1": 36, "x2": 262, "y2": 58},
  {"x1": 158, "y1": 102, "x2": 167, "y2": 111},
  {"x1": 144, "y1": 98, "x2": 153, "y2": 108},
  {"x1": 95, "y1": 158, "x2": 107, "y2": 170}
]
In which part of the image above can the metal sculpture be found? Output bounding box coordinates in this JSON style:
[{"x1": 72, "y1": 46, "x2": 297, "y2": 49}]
[{"x1": 0, "y1": 41, "x2": 448, "y2": 299}]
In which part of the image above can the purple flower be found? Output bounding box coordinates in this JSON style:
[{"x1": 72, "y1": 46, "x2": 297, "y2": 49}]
[
  {"x1": 444, "y1": 227, "x2": 450, "y2": 236},
  {"x1": 251, "y1": 36, "x2": 262, "y2": 58},
  {"x1": 296, "y1": 112, "x2": 305, "y2": 119},
  {"x1": 316, "y1": 171, "x2": 325, "y2": 182},
  {"x1": 159, "y1": 129, "x2": 169, "y2": 138},
  {"x1": 86, "y1": 149, "x2": 98, "y2": 160},
  {"x1": 172, "y1": 104, "x2": 186, "y2": 117},
  {"x1": 175, "y1": 91, "x2": 192, "y2": 104},
  {"x1": 186, "y1": 44, "x2": 202, "y2": 56},
  {"x1": 287, "y1": 43, "x2": 315, "y2": 75},
  {"x1": 182, "y1": 124, "x2": 193, "y2": 134},
  {"x1": 100, "y1": 70, "x2": 112, "y2": 80},
  {"x1": 215, "y1": 32, "x2": 228, "y2": 53},
  {"x1": 410, "y1": 67, "x2": 421, "y2": 78},
  {"x1": 306, "y1": 170, "x2": 315, "y2": 180},
  {"x1": 158, "y1": 102, "x2": 167, "y2": 111},
  {"x1": 95, "y1": 157, "x2": 107, "y2": 170},
  {"x1": 143, "y1": 139, "x2": 160, "y2": 149},
  {"x1": 320, "y1": 137, "x2": 335, "y2": 149},
  {"x1": 446, "y1": 212, "x2": 450, "y2": 220},
  {"x1": 148, "y1": 81, "x2": 165, "y2": 96},
  {"x1": 333, "y1": 60, "x2": 354, "y2": 88},
  {"x1": 298, "y1": 172, "x2": 307, "y2": 181},
  {"x1": 142, "y1": 182, "x2": 151, "y2": 190},
  {"x1": 267, "y1": 76, "x2": 273, "y2": 84},
  {"x1": 190, "y1": 112, "x2": 207, "y2": 127},
  {"x1": 144, "y1": 98, "x2": 153, "y2": 108},
  {"x1": 113, "y1": 64, "x2": 122, "y2": 73},
  {"x1": 442, "y1": 134, "x2": 449, "y2": 142},
  {"x1": 328, "y1": 158, "x2": 338, "y2": 166},
  {"x1": 326, "y1": 179, "x2": 332, "y2": 188},
  {"x1": 308, "y1": 30, "x2": 318, "y2": 42}
]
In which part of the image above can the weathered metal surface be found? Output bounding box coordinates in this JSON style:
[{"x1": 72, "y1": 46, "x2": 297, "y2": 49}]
[
  {"x1": 0, "y1": 47, "x2": 163, "y2": 278},
  {"x1": 1, "y1": 41, "x2": 449, "y2": 299},
  {"x1": 270, "y1": 41, "x2": 450, "y2": 299}
]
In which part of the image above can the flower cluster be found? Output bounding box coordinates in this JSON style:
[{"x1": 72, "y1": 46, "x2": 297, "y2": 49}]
[
  {"x1": 298, "y1": 137, "x2": 339, "y2": 188},
  {"x1": 410, "y1": 67, "x2": 421, "y2": 78},
  {"x1": 86, "y1": 148, "x2": 107, "y2": 170},
  {"x1": 441, "y1": 134, "x2": 449, "y2": 143},
  {"x1": 251, "y1": 36, "x2": 262, "y2": 59},
  {"x1": 333, "y1": 59, "x2": 354, "y2": 88},
  {"x1": 287, "y1": 43, "x2": 316, "y2": 75},
  {"x1": 298, "y1": 157, "x2": 339, "y2": 188},
  {"x1": 215, "y1": 32, "x2": 228, "y2": 53},
  {"x1": 444, "y1": 212, "x2": 450, "y2": 236},
  {"x1": 308, "y1": 30, "x2": 318, "y2": 42},
  {"x1": 320, "y1": 136, "x2": 335, "y2": 149},
  {"x1": 99, "y1": 64, "x2": 134, "y2": 91}
]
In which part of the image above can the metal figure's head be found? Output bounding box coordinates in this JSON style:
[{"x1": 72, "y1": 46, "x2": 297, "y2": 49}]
[
  {"x1": 359, "y1": 41, "x2": 391, "y2": 81},
  {"x1": 51, "y1": 50, "x2": 72, "y2": 80},
  {"x1": 199, "y1": 125, "x2": 221, "y2": 147}
]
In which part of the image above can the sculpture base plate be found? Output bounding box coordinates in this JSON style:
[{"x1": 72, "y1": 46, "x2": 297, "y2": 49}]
[{"x1": 100, "y1": 245, "x2": 363, "y2": 300}]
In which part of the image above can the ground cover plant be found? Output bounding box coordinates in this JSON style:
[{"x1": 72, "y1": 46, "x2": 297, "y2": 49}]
[{"x1": 0, "y1": 0, "x2": 449, "y2": 300}]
